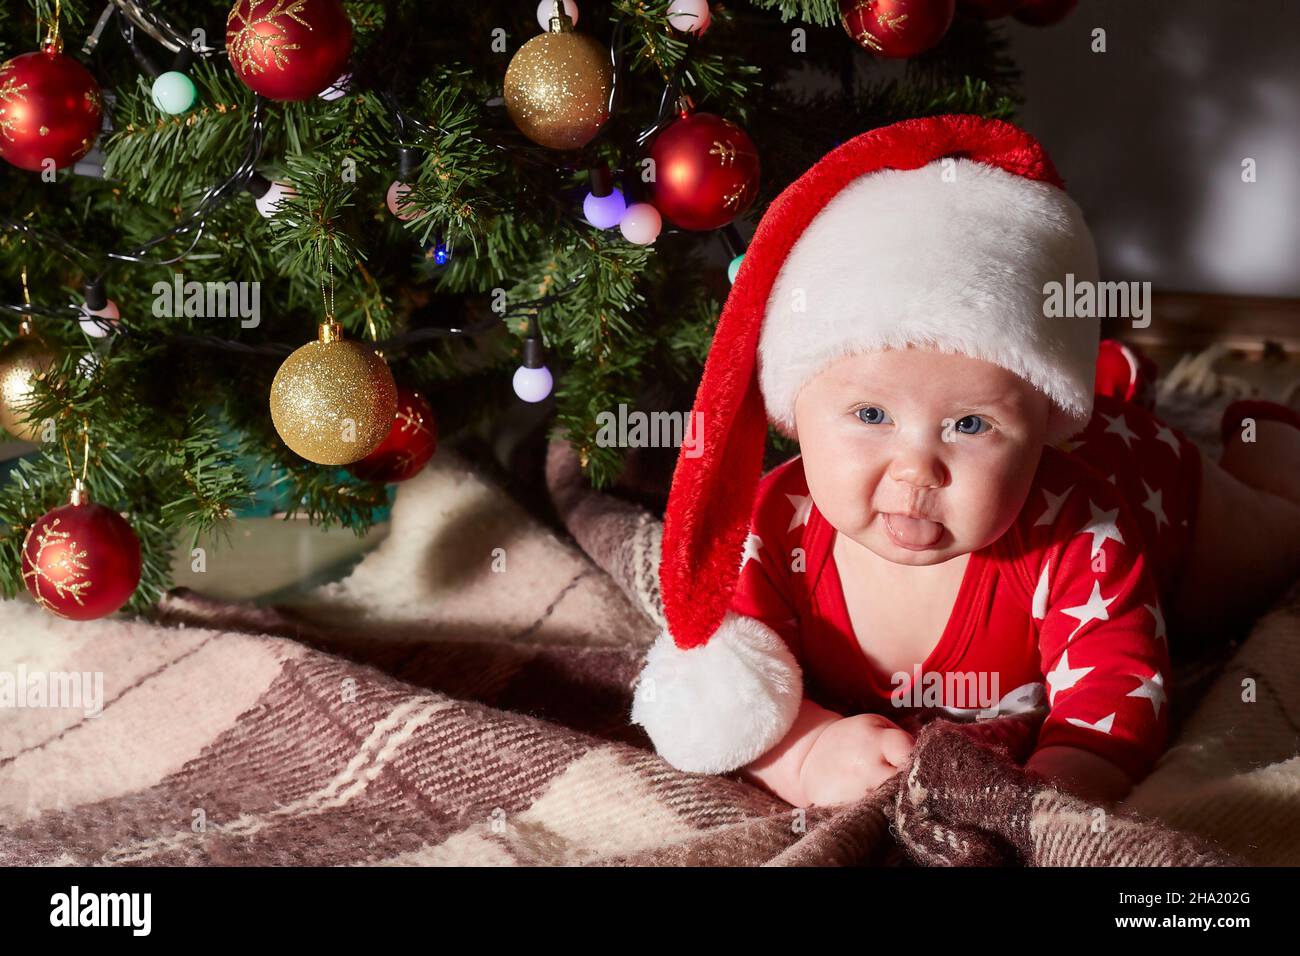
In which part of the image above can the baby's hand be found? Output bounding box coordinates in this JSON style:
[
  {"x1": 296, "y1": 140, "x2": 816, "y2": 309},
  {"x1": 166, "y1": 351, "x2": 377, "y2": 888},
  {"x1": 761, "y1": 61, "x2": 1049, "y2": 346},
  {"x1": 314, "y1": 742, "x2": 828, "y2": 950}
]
[{"x1": 799, "y1": 713, "x2": 915, "y2": 807}]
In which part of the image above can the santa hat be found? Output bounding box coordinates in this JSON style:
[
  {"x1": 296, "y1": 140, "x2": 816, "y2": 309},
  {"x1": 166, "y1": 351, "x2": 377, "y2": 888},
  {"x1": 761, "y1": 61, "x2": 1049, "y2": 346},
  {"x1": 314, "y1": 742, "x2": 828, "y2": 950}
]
[{"x1": 630, "y1": 113, "x2": 1101, "y2": 775}]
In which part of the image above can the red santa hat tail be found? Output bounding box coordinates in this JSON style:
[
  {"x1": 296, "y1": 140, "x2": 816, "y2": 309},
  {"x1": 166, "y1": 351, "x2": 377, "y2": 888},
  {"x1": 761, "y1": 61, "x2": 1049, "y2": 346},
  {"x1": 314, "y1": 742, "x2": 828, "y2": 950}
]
[{"x1": 632, "y1": 114, "x2": 1099, "y2": 774}]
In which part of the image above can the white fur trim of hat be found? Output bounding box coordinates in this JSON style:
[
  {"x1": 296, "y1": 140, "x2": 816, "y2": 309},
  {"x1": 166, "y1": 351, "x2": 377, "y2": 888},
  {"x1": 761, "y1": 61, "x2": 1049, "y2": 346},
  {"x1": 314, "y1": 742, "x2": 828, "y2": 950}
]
[{"x1": 758, "y1": 157, "x2": 1100, "y2": 443}]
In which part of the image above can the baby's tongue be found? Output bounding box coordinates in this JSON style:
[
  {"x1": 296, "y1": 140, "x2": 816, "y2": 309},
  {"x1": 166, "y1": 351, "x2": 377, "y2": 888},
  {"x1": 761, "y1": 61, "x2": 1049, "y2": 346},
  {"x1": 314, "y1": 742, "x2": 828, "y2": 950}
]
[{"x1": 885, "y1": 513, "x2": 944, "y2": 547}]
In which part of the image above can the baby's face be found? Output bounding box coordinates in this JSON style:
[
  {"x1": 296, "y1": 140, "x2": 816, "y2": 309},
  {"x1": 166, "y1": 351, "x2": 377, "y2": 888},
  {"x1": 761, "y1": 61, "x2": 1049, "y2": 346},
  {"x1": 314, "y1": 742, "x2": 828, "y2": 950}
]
[{"x1": 793, "y1": 347, "x2": 1050, "y2": 566}]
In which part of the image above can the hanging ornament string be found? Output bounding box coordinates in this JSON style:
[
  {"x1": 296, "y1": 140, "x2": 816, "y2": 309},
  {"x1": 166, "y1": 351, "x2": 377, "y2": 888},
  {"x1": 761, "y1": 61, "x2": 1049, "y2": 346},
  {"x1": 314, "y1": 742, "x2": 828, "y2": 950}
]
[
  {"x1": 60, "y1": 421, "x2": 92, "y2": 500},
  {"x1": 318, "y1": 236, "x2": 336, "y2": 323},
  {"x1": 45, "y1": 0, "x2": 63, "y2": 51}
]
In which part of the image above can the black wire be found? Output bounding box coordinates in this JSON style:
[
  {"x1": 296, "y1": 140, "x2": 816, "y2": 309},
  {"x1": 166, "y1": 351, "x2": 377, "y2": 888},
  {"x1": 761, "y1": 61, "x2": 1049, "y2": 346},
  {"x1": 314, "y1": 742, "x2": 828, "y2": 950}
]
[
  {"x1": 117, "y1": 12, "x2": 160, "y2": 77},
  {"x1": 87, "y1": 97, "x2": 267, "y2": 282},
  {"x1": 114, "y1": 0, "x2": 225, "y2": 59},
  {"x1": 163, "y1": 312, "x2": 508, "y2": 358},
  {"x1": 0, "y1": 219, "x2": 97, "y2": 266}
]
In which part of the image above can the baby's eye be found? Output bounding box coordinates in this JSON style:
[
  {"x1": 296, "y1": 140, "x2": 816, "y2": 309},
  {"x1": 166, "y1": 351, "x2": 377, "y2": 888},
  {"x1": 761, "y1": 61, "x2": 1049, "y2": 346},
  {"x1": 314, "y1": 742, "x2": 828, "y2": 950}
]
[
  {"x1": 954, "y1": 415, "x2": 990, "y2": 435},
  {"x1": 855, "y1": 405, "x2": 893, "y2": 426}
]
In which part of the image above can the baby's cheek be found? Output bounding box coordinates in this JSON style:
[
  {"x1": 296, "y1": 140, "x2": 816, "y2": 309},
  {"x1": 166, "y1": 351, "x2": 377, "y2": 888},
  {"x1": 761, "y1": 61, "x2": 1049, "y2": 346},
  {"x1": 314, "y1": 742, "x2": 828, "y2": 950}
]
[
  {"x1": 804, "y1": 455, "x2": 878, "y2": 529},
  {"x1": 950, "y1": 462, "x2": 1028, "y2": 539}
]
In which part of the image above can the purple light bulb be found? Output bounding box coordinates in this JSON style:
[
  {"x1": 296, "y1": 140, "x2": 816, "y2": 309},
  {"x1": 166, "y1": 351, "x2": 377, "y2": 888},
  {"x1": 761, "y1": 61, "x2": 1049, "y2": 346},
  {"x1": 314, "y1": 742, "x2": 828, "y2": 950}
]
[{"x1": 583, "y1": 187, "x2": 626, "y2": 229}]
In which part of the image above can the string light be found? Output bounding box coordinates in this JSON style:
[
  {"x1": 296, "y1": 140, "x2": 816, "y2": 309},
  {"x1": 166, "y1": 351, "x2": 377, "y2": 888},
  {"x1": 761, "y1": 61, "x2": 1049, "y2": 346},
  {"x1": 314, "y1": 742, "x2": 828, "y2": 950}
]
[{"x1": 1, "y1": 3, "x2": 716, "y2": 370}]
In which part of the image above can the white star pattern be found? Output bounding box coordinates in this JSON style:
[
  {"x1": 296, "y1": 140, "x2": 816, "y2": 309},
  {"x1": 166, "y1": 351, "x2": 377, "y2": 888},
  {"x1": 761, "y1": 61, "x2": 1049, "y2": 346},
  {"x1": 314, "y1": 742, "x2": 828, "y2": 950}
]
[
  {"x1": 785, "y1": 493, "x2": 812, "y2": 533},
  {"x1": 1046, "y1": 647, "x2": 1094, "y2": 704},
  {"x1": 740, "y1": 532, "x2": 763, "y2": 571},
  {"x1": 1034, "y1": 485, "x2": 1075, "y2": 527},
  {"x1": 1079, "y1": 501, "x2": 1125, "y2": 559},
  {"x1": 1127, "y1": 670, "x2": 1167, "y2": 719},
  {"x1": 1144, "y1": 603, "x2": 1168, "y2": 645},
  {"x1": 1154, "y1": 423, "x2": 1181, "y2": 456},
  {"x1": 1032, "y1": 561, "x2": 1051, "y2": 620},
  {"x1": 1065, "y1": 712, "x2": 1116, "y2": 735},
  {"x1": 1061, "y1": 580, "x2": 1118, "y2": 642},
  {"x1": 1141, "y1": 479, "x2": 1169, "y2": 531},
  {"x1": 1102, "y1": 411, "x2": 1140, "y2": 449}
]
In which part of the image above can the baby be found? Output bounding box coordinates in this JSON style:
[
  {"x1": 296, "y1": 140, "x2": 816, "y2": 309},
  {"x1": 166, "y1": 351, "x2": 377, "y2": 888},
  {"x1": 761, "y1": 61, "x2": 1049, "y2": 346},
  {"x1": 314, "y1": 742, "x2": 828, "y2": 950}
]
[
  {"x1": 630, "y1": 114, "x2": 1300, "y2": 808},
  {"x1": 737, "y1": 345, "x2": 1300, "y2": 807}
]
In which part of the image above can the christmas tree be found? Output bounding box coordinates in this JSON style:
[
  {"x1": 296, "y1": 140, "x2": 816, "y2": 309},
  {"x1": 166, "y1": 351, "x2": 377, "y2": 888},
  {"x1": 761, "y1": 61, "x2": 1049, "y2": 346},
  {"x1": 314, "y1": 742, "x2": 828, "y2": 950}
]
[{"x1": 0, "y1": 0, "x2": 1034, "y2": 616}]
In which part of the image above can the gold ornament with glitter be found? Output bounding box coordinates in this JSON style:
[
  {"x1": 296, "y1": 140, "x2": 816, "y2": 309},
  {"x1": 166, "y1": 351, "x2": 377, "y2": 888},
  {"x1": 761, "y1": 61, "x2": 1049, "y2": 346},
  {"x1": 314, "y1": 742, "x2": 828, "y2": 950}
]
[
  {"x1": 0, "y1": 319, "x2": 57, "y2": 442},
  {"x1": 270, "y1": 317, "x2": 398, "y2": 465},
  {"x1": 503, "y1": 3, "x2": 612, "y2": 150}
]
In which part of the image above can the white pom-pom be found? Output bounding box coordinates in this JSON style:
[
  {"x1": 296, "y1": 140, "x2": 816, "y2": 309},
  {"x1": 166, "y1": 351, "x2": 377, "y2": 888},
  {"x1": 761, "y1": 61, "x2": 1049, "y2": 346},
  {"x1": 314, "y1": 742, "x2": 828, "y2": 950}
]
[{"x1": 631, "y1": 612, "x2": 803, "y2": 774}]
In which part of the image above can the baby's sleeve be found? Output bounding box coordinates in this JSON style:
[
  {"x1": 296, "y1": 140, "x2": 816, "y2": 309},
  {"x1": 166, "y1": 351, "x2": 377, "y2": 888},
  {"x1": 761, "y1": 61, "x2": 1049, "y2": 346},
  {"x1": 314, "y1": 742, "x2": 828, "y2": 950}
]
[
  {"x1": 727, "y1": 462, "x2": 808, "y2": 668},
  {"x1": 1025, "y1": 472, "x2": 1171, "y2": 784}
]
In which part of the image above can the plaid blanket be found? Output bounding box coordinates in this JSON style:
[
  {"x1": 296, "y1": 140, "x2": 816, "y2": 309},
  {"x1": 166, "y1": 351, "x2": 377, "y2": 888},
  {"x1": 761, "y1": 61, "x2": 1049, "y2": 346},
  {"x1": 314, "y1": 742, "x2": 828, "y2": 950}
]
[{"x1": 0, "y1": 366, "x2": 1295, "y2": 865}]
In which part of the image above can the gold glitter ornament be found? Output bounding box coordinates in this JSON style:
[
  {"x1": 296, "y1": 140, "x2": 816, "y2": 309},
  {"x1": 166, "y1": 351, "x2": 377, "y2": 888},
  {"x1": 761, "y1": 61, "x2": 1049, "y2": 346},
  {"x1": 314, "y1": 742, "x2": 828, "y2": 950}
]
[
  {"x1": 504, "y1": 5, "x2": 613, "y2": 150},
  {"x1": 269, "y1": 319, "x2": 398, "y2": 465},
  {"x1": 0, "y1": 320, "x2": 58, "y2": 442}
]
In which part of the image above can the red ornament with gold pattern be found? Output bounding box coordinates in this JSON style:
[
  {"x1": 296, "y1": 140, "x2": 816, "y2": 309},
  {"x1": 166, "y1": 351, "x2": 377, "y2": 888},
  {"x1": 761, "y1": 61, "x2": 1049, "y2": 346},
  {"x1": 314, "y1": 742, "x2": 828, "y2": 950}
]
[
  {"x1": 347, "y1": 386, "x2": 439, "y2": 483},
  {"x1": 22, "y1": 480, "x2": 142, "y2": 621},
  {"x1": 839, "y1": 0, "x2": 956, "y2": 58},
  {"x1": 0, "y1": 39, "x2": 103, "y2": 172},
  {"x1": 646, "y1": 97, "x2": 760, "y2": 232},
  {"x1": 225, "y1": 0, "x2": 353, "y2": 101}
]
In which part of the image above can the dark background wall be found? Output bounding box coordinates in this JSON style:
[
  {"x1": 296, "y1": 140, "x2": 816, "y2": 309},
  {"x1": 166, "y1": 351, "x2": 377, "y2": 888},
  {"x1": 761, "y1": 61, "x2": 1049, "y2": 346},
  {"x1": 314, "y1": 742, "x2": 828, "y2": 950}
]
[{"x1": 1007, "y1": 0, "x2": 1298, "y2": 297}]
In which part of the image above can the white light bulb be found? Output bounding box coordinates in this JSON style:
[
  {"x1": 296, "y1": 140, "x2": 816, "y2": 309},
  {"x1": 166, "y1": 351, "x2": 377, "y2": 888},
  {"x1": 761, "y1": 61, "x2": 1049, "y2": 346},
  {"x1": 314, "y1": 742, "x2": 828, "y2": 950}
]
[
  {"x1": 386, "y1": 181, "x2": 420, "y2": 221},
  {"x1": 536, "y1": 0, "x2": 579, "y2": 31},
  {"x1": 667, "y1": 0, "x2": 711, "y2": 34},
  {"x1": 318, "y1": 71, "x2": 352, "y2": 101},
  {"x1": 513, "y1": 365, "x2": 553, "y2": 403},
  {"x1": 620, "y1": 203, "x2": 662, "y2": 245},
  {"x1": 79, "y1": 299, "x2": 120, "y2": 338},
  {"x1": 255, "y1": 181, "x2": 297, "y2": 218}
]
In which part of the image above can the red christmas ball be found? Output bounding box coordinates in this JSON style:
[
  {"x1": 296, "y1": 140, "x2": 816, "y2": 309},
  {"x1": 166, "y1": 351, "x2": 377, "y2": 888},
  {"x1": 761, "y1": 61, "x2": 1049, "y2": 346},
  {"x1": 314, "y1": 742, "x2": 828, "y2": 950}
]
[
  {"x1": 0, "y1": 47, "x2": 103, "y2": 171},
  {"x1": 346, "y1": 387, "x2": 438, "y2": 483},
  {"x1": 957, "y1": 0, "x2": 1023, "y2": 18},
  {"x1": 647, "y1": 109, "x2": 760, "y2": 232},
  {"x1": 1014, "y1": 0, "x2": 1077, "y2": 25},
  {"x1": 22, "y1": 491, "x2": 141, "y2": 620},
  {"x1": 839, "y1": 0, "x2": 956, "y2": 58},
  {"x1": 225, "y1": 0, "x2": 353, "y2": 101}
]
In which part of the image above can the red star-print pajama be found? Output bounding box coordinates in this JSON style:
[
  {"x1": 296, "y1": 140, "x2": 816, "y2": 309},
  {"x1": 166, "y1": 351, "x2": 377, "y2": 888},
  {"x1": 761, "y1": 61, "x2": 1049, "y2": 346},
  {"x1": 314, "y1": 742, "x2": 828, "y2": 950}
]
[{"x1": 730, "y1": 393, "x2": 1200, "y2": 782}]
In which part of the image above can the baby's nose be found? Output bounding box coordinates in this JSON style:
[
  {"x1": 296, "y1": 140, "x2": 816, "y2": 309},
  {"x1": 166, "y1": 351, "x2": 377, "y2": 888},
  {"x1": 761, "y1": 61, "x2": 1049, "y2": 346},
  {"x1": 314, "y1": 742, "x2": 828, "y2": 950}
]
[{"x1": 887, "y1": 449, "x2": 947, "y2": 490}]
